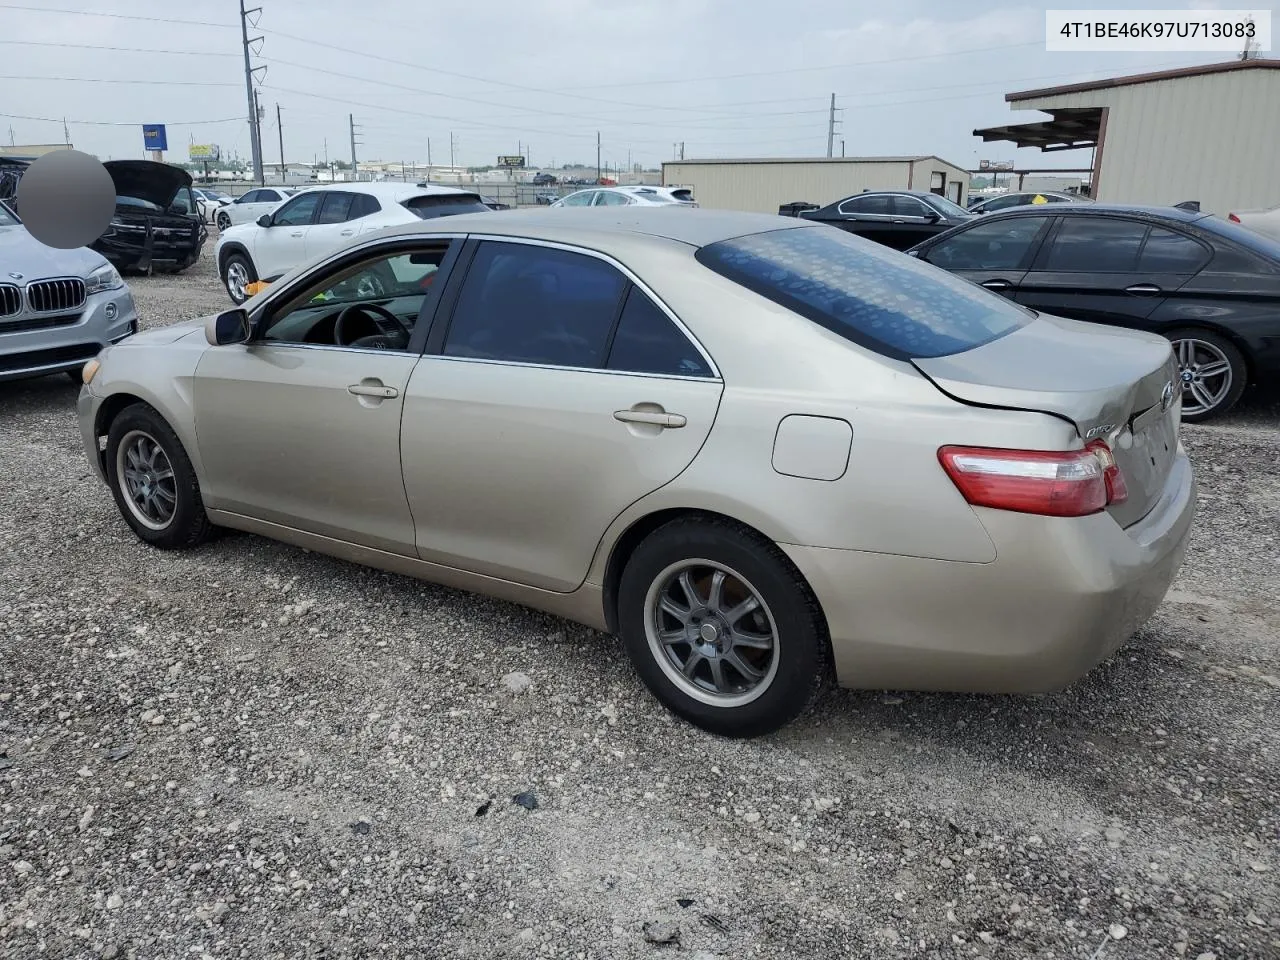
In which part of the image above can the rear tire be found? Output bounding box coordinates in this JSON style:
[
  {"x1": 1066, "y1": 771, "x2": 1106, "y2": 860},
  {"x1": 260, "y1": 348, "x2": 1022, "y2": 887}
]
[
  {"x1": 617, "y1": 518, "x2": 828, "y2": 738},
  {"x1": 1166, "y1": 328, "x2": 1247, "y2": 423},
  {"x1": 221, "y1": 252, "x2": 257, "y2": 305},
  {"x1": 105, "y1": 403, "x2": 214, "y2": 550}
]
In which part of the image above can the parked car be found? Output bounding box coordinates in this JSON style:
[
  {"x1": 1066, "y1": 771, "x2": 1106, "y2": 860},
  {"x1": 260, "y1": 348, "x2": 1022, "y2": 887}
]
[
  {"x1": 214, "y1": 182, "x2": 489, "y2": 303},
  {"x1": 967, "y1": 191, "x2": 1089, "y2": 215},
  {"x1": 1227, "y1": 201, "x2": 1280, "y2": 243},
  {"x1": 550, "y1": 186, "x2": 696, "y2": 208},
  {"x1": 532, "y1": 172, "x2": 558, "y2": 186},
  {"x1": 214, "y1": 186, "x2": 296, "y2": 231},
  {"x1": 97, "y1": 161, "x2": 206, "y2": 274},
  {"x1": 534, "y1": 191, "x2": 559, "y2": 206},
  {"x1": 783, "y1": 190, "x2": 974, "y2": 251},
  {"x1": 907, "y1": 204, "x2": 1280, "y2": 421},
  {"x1": 79, "y1": 208, "x2": 1194, "y2": 737},
  {"x1": 0, "y1": 200, "x2": 139, "y2": 383},
  {"x1": 193, "y1": 188, "x2": 233, "y2": 224}
]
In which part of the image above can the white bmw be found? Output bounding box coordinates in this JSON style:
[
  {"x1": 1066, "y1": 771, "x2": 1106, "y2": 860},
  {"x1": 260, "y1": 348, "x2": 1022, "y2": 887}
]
[{"x1": 214, "y1": 182, "x2": 489, "y2": 303}]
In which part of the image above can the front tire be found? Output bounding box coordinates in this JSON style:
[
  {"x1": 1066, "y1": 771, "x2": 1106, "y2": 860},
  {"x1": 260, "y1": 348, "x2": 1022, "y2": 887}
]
[
  {"x1": 216, "y1": 211, "x2": 231, "y2": 231},
  {"x1": 221, "y1": 252, "x2": 257, "y2": 305},
  {"x1": 1167, "y1": 328, "x2": 1247, "y2": 423},
  {"x1": 617, "y1": 518, "x2": 828, "y2": 738},
  {"x1": 105, "y1": 403, "x2": 214, "y2": 550}
]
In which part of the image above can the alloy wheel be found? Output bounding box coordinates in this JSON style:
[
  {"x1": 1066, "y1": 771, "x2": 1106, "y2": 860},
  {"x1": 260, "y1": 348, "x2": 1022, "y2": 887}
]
[
  {"x1": 643, "y1": 560, "x2": 780, "y2": 707},
  {"x1": 1173, "y1": 337, "x2": 1233, "y2": 417},
  {"x1": 225, "y1": 261, "x2": 249, "y2": 302},
  {"x1": 116, "y1": 430, "x2": 177, "y2": 530}
]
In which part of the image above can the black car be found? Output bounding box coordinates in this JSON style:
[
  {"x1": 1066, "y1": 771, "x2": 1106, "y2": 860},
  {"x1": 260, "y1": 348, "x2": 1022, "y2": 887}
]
[
  {"x1": 781, "y1": 190, "x2": 974, "y2": 251},
  {"x1": 967, "y1": 191, "x2": 1088, "y2": 215},
  {"x1": 907, "y1": 204, "x2": 1280, "y2": 421},
  {"x1": 98, "y1": 161, "x2": 205, "y2": 274},
  {"x1": 531, "y1": 172, "x2": 558, "y2": 186}
]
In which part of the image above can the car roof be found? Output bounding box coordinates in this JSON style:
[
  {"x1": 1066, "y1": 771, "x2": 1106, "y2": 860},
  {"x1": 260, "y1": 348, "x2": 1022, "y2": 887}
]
[
  {"x1": 295, "y1": 181, "x2": 474, "y2": 200},
  {"x1": 982, "y1": 203, "x2": 1207, "y2": 223},
  {"x1": 352, "y1": 206, "x2": 810, "y2": 249}
]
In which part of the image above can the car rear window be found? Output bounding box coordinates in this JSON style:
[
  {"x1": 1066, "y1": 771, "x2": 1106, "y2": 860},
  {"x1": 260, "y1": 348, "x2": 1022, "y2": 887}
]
[
  {"x1": 695, "y1": 225, "x2": 1033, "y2": 360},
  {"x1": 669, "y1": 189, "x2": 694, "y2": 202},
  {"x1": 402, "y1": 194, "x2": 490, "y2": 219}
]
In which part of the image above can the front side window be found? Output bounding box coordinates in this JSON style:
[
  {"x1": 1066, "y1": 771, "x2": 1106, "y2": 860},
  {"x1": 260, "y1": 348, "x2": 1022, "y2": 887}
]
[
  {"x1": 923, "y1": 216, "x2": 1048, "y2": 271},
  {"x1": 443, "y1": 242, "x2": 626, "y2": 368},
  {"x1": 1042, "y1": 217, "x2": 1148, "y2": 272},
  {"x1": 273, "y1": 192, "x2": 322, "y2": 227},
  {"x1": 697, "y1": 226, "x2": 1033, "y2": 360},
  {"x1": 893, "y1": 196, "x2": 933, "y2": 218},
  {"x1": 170, "y1": 187, "x2": 196, "y2": 215},
  {"x1": 261, "y1": 245, "x2": 449, "y2": 348},
  {"x1": 606, "y1": 288, "x2": 712, "y2": 377},
  {"x1": 922, "y1": 194, "x2": 972, "y2": 219},
  {"x1": 236, "y1": 190, "x2": 261, "y2": 204}
]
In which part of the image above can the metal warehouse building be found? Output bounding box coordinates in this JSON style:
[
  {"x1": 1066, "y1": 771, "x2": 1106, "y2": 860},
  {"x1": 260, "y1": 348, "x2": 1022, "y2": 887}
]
[
  {"x1": 660, "y1": 156, "x2": 969, "y2": 214},
  {"x1": 975, "y1": 59, "x2": 1280, "y2": 216}
]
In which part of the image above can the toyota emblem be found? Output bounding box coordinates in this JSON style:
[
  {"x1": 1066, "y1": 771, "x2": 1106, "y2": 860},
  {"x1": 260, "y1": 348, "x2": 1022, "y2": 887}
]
[{"x1": 1160, "y1": 380, "x2": 1176, "y2": 412}]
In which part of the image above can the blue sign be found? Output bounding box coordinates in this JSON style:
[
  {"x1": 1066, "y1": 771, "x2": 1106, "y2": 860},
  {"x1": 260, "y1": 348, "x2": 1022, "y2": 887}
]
[{"x1": 142, "y1": 124, "x2": 168, "y2": 152}]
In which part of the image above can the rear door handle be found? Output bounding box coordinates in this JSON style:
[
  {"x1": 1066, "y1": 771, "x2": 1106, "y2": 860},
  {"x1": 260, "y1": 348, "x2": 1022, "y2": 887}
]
[
  {"x1": 1126, "y1": 283, "x2": 1161, "y2": 296},
  {"x1": 340, "y1": 229, "x2": 354, "y2": 237},
  {"x1": 348, "y1": 383, "x2": 399, "y2": 399},
  {"x1": 614, "y1": 409, "x2": 686, "y2": 428},
  {"x1": 981, "y1": 279, "x2": 1012, "y2": 290},
  {"x1": 290, "y1": 231, "x2": 304, "y2": 237}
]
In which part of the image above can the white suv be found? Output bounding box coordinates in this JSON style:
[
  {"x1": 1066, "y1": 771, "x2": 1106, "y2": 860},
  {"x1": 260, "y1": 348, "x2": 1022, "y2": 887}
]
[
  {"x1": 550, "y1": 185, "x2": 697, "y2": 208},
  {"x1": 214, "y1": 186, "x2": 296, "y2": 231},
  {"x1": 214, "y1": 182, "x2": 489, "y2": 303}
]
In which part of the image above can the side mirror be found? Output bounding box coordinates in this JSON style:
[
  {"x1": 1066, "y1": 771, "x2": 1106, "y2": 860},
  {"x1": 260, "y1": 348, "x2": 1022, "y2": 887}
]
[
  {"x1": 922, "y1": 210, "x2": 941, "y2": 223},
  {"x1": 257, "y1": 214, "x2": 272, "y2": 227},
  {"x1": 206, "y1": 308, "x2": 251, "y2": 346}
]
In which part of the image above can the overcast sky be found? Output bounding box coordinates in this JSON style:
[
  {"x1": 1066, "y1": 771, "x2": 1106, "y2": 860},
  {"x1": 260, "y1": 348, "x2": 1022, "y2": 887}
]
[{"x1": 1, "y1": 0, "x2": 1246, "y2": 172}]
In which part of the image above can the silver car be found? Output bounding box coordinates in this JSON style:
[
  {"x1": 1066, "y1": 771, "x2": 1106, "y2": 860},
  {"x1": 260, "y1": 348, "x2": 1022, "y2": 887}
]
[
  {"x1": 76, "y1": 208, "x2": 1196, "y2": 737},
  {"x1": 1, "y1": 202, "x2": 139, "y2": 383}
]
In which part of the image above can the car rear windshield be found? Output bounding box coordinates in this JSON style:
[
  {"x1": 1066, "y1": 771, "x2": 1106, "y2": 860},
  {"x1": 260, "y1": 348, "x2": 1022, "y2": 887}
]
[
  {"x1": 695, "y1": 225, "x2": 1033, "y2": 360},
  {"x1": 402, "y1": 194, "x2": 490, "y2": 219}
]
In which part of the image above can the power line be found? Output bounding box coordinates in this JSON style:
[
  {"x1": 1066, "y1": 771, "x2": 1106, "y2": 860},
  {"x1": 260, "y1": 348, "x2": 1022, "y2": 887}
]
[
  {"x1": 0, "y1": 2, "x2": 237, "y2": 28},
  {"x1": 0, "y1": 75, "x2": 240, "y2": 87},
  {"x1": 0, "y1": 39, "x2": 239, "y2": 57},
  {"x1": 0, "y1": 111, "x2": 244, "y2": 127}
]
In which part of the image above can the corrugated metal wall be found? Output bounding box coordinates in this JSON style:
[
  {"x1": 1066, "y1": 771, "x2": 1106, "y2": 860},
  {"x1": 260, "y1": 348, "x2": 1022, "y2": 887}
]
[
  {"x1": 661, "y1": 159, "x2": 914, "y2": 213},
  {"x1": 1014, "y1": 70, "x2": 1280, "y2": 215}
]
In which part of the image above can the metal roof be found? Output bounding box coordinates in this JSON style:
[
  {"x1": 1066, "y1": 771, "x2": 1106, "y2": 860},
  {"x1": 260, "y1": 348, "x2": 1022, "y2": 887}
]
[
  {"x1": 1005, "y1": 57, "x2": 1280, "y2": 102},
  {"x1": 972, "y1": 108, "x2": 1103, "y2": 153}
]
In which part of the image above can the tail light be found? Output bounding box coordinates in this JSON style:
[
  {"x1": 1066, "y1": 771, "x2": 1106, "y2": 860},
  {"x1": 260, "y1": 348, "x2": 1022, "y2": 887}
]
[
  {"x1": 938, "y1": 441, "x2": 1128, "y2": 518},
  {"x1": 1228, "y1": 213, "x2": 1241, "y2": 223}
]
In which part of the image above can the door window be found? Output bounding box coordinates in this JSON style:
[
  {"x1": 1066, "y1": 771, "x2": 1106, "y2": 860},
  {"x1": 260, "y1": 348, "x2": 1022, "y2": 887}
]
[
  {"x1": 349, "y1": 193, "x2": 381, "y2": 219},
  {"x1": 237, "y1": 190, "x2": 262, "y2": 204},
  {"x1": 1042, "y1": 217, "x2": 1148, "y2": 272},
  {"x1": 260, "y1": 245, "x2": 450, "y2": 348},
  {"x1": 170, "y1": 188, "x2": 197, "y2": 215},
  {"x1": 606, "y1": 288, "x2": 712, "y2": 377},
  {"x1": 317, "y1": 192, "x2": 354, "y2": 224},
  {"x1": 1138, "y1": 227, "x2": 1210, "y2": 273},
  {"x1": 595, "y1": 191, "x2": 631, "y2": 206},
  {"x1": 892, "y1": 196, "x2": 933, "y2": 218},
  {"x1": 559, "y1": 191, "x2": 596, "y2": 207},
  {"x1": 923, "y1": 217, "x2": 1047, "y2": 271},
  {"x1": 272, "y1": 192, "x2": 322, "y2": 226},
  {"x1": 837, "y1": 194, "x2": 893, "y2": 216},
  {"x1": 443, "y1": 242, "x2": 626, "y2": 368}
]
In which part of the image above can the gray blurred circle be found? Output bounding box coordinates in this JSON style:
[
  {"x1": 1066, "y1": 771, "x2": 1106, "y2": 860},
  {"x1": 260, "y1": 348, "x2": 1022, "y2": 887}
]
[{"x1": 15, "y1": 150, "x2": 116, "y2": 250}]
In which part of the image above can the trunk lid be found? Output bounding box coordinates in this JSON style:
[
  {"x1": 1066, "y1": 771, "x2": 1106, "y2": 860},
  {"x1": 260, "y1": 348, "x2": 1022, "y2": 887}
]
[{"x1": 913, "y1": 312, "x2": 1181, "y2": 528}]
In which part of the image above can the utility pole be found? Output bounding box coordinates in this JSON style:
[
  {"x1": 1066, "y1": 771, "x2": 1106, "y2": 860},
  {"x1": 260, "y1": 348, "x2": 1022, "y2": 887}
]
[
  {"x1": 826, "y1": 93, "x2": 836, "y2": 158},
  {"x1": 252, "y1": 89, "x2": 265, "y2": 184},
  {"x1": 349, "y1": 114, "x2": 360, "y2": 180},
  {"x1": 239, "y1": 0, "x2": 264, "y2": 185},
  {"x1": 7, "y1": 126, "x2": 14, "y2": 146},
  {"x1": 841, "y1": 138, "x2": 845, "y2": 158},
  {"x1": 449, "y1": 132, "x2": 455, "y2": 169},
  {"x1": 596, "y1": 131, "x2": 601, "y2": 183},
  {"x1": 275, "y1": 103, "x2": 285, "y2": 180},
  {"x1": 427, "y1": 137, "x2": 432, "y2": 177}
]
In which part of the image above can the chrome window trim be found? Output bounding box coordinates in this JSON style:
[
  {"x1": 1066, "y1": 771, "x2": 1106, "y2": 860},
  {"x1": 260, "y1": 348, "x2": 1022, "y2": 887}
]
[
  {"x1": 418, "y1": 353, "x2": 722, "y2": 383},
  {"x1": 459, "y1": 233, "x2": 722, "y2": 380},
  {"x1": 251, "y1": 341, "x2": 420, "y2": 359}
]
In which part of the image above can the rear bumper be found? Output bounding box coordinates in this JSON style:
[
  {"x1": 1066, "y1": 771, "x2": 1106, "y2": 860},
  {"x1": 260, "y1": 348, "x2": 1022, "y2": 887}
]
[
  {"x1": 0, "y1": 288, "x2": 139, "y2": 383},
  {"x1": 783, "y1": 451, "x2": 1197, "y2": 693}
]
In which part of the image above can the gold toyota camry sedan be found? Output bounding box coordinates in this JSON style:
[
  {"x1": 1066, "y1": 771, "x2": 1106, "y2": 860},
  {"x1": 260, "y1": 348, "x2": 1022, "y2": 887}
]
[{"x1": 78, "y1": 208, "x2": 1196, "y2": 737}]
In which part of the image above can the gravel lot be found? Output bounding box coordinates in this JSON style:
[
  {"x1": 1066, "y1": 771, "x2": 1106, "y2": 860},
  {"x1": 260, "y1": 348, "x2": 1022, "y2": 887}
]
[{"x1": 2, "y1": 238, "x2": 1278, "y2": 960}]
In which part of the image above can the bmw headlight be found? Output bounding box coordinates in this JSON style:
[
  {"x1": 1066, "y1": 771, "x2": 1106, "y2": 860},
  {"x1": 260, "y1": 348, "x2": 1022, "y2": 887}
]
[{"x1": 85, "y1": 263, "x2": 124, "y2": 295}]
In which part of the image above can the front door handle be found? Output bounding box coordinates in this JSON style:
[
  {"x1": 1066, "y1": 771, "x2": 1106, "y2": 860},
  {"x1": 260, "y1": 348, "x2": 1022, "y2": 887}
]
[
  {"x1": 348, "y1": 382, "x2": 399, "y2": 399},
  {"x1": 981, "y1": 279, "x2": 1012, "y2": 290},
  {"x1": 340, "y1": 229, "x2": 354, "y2": 237},
  {"x1": 1126, "y1": 283, "x2": 1161, "y2": 296},
  {"x1": 614, "y1": 409, "x2": 686, "y2": 428},
  {"x1": 290, "y1": 231, "x2": 304, "y2": 238}
]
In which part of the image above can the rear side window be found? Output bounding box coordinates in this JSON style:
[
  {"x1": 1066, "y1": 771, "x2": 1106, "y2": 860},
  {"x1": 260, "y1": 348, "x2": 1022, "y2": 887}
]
[
  {"x1": 670, "y1": 188, "x2": 694, "y2": 202},
  {"x1": 838, "y1": 194, "x2": 892, "y2": 216},
  {"x1": 350, "y1": 193, "x2": 382, "y2": 219},
  {"x1": 317, "y1": 192, "x2": 353, "y2": 224},
  {"x1": 444, "y1": 242, "x2": 626, "y2": 368},
  {"x1": 1138, "y1": 227, "x2": 1210, "y2": 273},
  {"x1": 403, "y1": 194, "x2": 489, "y2": 219},
  {"x1": 696, "y1": 226, "x2": 1032, "y2": 360},
  {"x1": 1043, "y1": 217, "x2": 1147, "y2": 271},
  {"x1": 607, "y1": 288, "x2": 712, "y2": 377}
]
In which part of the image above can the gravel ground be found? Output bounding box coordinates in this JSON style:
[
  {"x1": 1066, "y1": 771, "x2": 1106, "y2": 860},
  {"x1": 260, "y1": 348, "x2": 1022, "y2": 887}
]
[{"x1": 2, "y1": 239, "x2": 1278, "y2": 960}]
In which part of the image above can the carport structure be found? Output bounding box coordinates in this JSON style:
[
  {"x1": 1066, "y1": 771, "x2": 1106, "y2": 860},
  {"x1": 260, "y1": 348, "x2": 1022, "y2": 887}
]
[{"x1": 973, "y1": 59, "x2": 1280, "y2": 215}]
